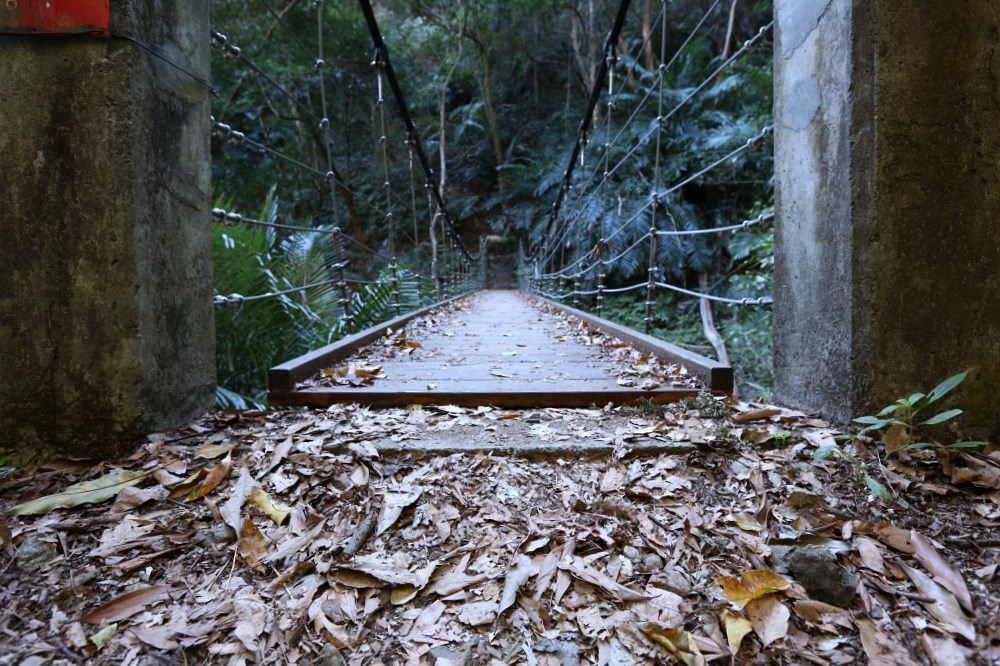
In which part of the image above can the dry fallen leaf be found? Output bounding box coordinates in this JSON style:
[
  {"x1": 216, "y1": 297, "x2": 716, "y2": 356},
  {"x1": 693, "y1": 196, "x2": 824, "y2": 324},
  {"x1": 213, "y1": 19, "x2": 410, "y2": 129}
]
[
  {"x1": 854, "y1": 535, "x2": 886, "y2": 573},
  {"x1": 792, "y1": 599, "x2": 852, "y2": 633},
  {"x1": 900, "y1": 563, "x2": 976, "y2": 642},
  {"x1": 129, "y1": 625, "x2": 179, "y2": 651},
  {"x1": 884, "y1": 423, "x2": 911, "y2": 453},
  {"x1": 175, "y1": 457, "x2": 232, "y2": 501},
  {"x1": 946, "y1": 453, "x2": 1000, "y2": 488},
  {"x1": 498, "y1": 554, "x2": 533, "y2": 616},
  {"x1": 220, "y1": 466, "x2": 255, "y2": 533},
  {"x1": 82, "y1": 585, "x2": 172, "y2": 624},
  {"x1": 458, "y1": 600, "x2": 498, "y2": 626},
  {"x1": 559, "y1": 556, "x2": 651, "y2": 602},
  {"x1": 640, "y1": 624, "x2": 705, "y2": 666},
  {"x1": 909, "y1": 530, "x2": 972, "y2": 612},
  {"x1": 248, "y1": 487, "x2": 291, "y2": 525},
  {"x1": 745, "y1": 595, "x2": 789, "y2": 647},
  {"x1": 919, "y1": 632, "x2": 972, "y2": 666},
  {"x1": 10, "y1": 469, "x2": 148, "y2": 515},
  {"x1": 196, "y1": 441, "x2": 235, "y2": 459},
  {"x1": 731, "y1": 408, "x2": 781, "y2": 424},
  {"x1": 110, "y1": 485, "x2": 168, "y2": 513},
  {"x1": 376, "y1": 487, "x2": 422, "y2": 536},
  {"x1": 340, "y1": 554, "x2": 436, "y2": 588},
  {"x1": 857, "y1": 618, "x2": 920, "y2": 666},
  {"x1": 720, "y1": 609, "x2": 753, "y2": 655},
  {"x1": 238, "y1": 516, "x2": 267, "y2": 569},
  {"x1": 718, "y1": 570, "x2": 789, "y2": 609},
  {"x1": 233, "y1": 591, "x2": 267, "y2": 653}
]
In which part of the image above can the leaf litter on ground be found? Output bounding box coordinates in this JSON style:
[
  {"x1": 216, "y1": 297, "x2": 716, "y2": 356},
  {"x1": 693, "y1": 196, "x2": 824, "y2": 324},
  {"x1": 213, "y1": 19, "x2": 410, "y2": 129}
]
[{"x1": 1, "y1": 304, "x2": 998, "y2": 664}]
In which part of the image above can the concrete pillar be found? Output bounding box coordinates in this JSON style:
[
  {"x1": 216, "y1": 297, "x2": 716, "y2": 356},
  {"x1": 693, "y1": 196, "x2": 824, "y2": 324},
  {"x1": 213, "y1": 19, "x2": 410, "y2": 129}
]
[
  {"x1": 0, "y1": 3, "x2": 215, "y2": 456},
  {"x1": 774, "y1": 0, "x2": 1000, "y2": 432}
]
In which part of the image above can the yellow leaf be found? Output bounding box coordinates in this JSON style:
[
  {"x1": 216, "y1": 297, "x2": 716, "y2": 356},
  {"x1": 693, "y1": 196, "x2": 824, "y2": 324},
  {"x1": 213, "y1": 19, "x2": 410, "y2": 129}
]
[
  {"x1": 177, "y1": 456, "x2": 232, "y2": 502},
  {"x1": 196, "y1": 441, "x2": 235, "y2": 459},
  {"x1": 391, "y1": 585, "x2": 419, "y2": 605},
  {"x1": 9, "y1": 469, "x2": 148, "y2": 516},
  {"x1": 721, "y1": 609, "x2": 753, "y2": 654},
  {"x1": 640, "y1": 624, "x2": 705, "y2": 666},
  {"x1": 718, "y1": 570, "x2": 790, "y2": 609},
  {"x1": 248, "y1": 487, "x2": 291, "y2": 524},
  {"x1": 89, "y1": 623, "x2": 117, "y2": 651}
]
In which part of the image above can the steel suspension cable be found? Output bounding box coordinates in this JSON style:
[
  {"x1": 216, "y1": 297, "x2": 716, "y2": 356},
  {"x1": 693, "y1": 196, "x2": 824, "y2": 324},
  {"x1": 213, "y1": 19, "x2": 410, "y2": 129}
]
[
  {"x1": 316, "y1": 2, "x2": 342, "y2": 228},
  {"x1": 214, "y1": 275, "x2": 344, "y2": 307},
  {"x1": 357, "y1": 0, "x2": 477, "y2": 262},
  {"x1": 542, "y1": 123, "x2": 773, "y2": 282},
  {"x1": 540, "y1": 0, "x2": 728, "y2": 259},
  {"x1": 602, "y1": 21, "x2": 773, "y2": 182},
  {"x1": 528, "y1": 0, "x2": 634, "y2": 263},
  {"x1": 372, "y1": 62, "x2": 396, "y2": 257}
]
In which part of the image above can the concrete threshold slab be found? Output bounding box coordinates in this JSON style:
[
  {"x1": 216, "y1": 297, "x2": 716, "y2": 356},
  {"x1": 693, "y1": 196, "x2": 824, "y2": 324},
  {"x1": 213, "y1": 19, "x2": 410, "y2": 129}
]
[{"x1": 329, "y1": 436, "x2": 696, "y2": 459}]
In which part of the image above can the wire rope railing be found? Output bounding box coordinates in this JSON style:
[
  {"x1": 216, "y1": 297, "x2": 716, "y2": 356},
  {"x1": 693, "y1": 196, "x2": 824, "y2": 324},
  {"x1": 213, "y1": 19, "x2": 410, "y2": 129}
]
[
  {"x1": 524, "y1": 0, "x2": 775, "y2": 343},
  {"x1": 206, "y1": 0, "x2": 484, "y2": 361},
  {"x1": 539, "y1": 0, "x2": 737, "y2": 269}
]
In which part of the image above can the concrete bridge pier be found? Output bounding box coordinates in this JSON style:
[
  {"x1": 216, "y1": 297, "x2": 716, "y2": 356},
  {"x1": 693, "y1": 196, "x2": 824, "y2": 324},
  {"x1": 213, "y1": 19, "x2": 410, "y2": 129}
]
[
  {"x1": 773, "y1": 1, "x2": 1000, "y2": 431},
  {"x1": 0, "y1": 3, "x2": 215, "y2": 456}
]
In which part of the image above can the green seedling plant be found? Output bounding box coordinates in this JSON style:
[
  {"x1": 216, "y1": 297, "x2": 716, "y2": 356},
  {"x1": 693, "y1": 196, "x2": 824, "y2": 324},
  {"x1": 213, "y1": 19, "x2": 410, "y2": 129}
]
[
  {"x1": 816, "y1": 371, "x2": 984, "y2": 501},
  {"x1": 852, "y1": 371, "x2": 984, "y2": 455}
]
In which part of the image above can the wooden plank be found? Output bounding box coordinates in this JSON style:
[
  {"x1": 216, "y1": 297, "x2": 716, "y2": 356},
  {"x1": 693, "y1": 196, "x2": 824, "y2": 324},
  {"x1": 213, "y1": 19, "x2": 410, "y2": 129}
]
[
  {"x1": 268, "y1": 293, "x2": 469, "y2": 390},
  {"x1": 530, "y1": 295, "x2": 735, "y2": 391},
  {"x1": 268, "y1": 387, "x2": 702, "y2": 409},
  {"x1": 366, "y1": 364, "x2": 614, "y2": 380},
  {"x1": 291, "y1": 378, "x2": 645, "y2": 391}
]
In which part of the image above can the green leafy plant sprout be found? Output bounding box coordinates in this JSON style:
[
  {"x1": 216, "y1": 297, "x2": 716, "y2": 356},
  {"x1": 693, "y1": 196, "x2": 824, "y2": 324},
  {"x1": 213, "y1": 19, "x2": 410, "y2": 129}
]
[
  {"x1": 815, "y1": 371, "x2": 984, "y2": 501},
  {"x1": 852, "y1": 371, "x2": 984, "y2": 455}
]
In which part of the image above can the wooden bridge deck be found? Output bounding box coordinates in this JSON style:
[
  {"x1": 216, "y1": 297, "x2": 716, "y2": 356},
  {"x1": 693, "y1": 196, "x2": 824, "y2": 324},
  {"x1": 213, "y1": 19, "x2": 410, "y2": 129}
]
[{"x1": 268, "y1": 290, "x2": 730, "y2": 408}]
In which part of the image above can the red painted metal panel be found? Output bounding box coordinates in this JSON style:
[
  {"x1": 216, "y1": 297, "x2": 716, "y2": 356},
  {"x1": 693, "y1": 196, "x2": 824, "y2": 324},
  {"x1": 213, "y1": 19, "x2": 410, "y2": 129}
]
[{"x1": 0, "y1": 0, "x2": 110, "y2": 37}]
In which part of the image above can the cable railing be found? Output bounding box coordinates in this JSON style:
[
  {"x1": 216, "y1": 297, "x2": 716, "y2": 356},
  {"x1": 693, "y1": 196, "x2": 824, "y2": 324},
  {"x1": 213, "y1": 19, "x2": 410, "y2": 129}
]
[
  {"x1": 524, "y1": 0, "x2": 775, "y2": 335},
  {"x1": 537, "y1": 0, "x2": 733, "y2": 259},
  {"x1": 207, "y1": 0, "x2": 484, "y2": 322}
]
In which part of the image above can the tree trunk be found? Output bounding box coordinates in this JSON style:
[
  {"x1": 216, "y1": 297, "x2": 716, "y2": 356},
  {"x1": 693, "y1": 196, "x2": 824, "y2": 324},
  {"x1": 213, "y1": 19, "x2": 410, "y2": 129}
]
[
  {"x1": 473, "y1": 40, "x2": 506, "y2": 193},
  {"x1": 698, "y1": 271, "x2": 731, "y2": 369},
  {"x1": 642, "y1": 0, "x2": 654, "y2": 71},
  {"x1": 723, "y1": 0, "x2": 740, "y2": 58},
  {"x1": 438, "y1": 35, "x2": 465, "y2": 198},
  {"x1": 435, "y1": 33, "x2": 464, "y2": 294}
]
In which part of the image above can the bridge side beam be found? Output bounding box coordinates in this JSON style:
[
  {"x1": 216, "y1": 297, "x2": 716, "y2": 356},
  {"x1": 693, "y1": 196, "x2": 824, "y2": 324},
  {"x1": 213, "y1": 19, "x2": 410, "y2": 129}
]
[{"x1": 773, "y1": 0, "x2": 1000, "y2": 431}]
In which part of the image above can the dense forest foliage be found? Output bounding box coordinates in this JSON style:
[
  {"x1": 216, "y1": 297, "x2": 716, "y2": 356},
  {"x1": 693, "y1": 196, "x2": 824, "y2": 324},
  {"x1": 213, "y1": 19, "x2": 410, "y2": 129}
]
[{"x1": 209, "y1": 0, "x2": 774, "y2": 405}]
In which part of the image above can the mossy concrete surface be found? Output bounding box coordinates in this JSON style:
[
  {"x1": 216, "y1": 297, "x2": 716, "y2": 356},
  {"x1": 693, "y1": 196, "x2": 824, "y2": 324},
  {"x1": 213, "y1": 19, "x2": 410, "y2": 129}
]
[
  {"x1": 0, "y1": 2, "x2": 214, "y2": 456},
  {"x1": 774, "y1": 0, "x2": 1000, "y2": 433}
]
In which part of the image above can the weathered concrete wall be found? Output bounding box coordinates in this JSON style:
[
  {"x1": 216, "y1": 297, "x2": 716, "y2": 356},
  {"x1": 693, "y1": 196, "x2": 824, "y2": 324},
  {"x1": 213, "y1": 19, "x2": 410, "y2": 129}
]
[
  {"x1": 0, "y1": 1, "x2": 214, "y2": 456},
  {"x1": 773, "y1": 0, "x2": 854, "y2": 421},
  {"x1": 774, "y1": 0, "x2": 1000, "y2": 432}
]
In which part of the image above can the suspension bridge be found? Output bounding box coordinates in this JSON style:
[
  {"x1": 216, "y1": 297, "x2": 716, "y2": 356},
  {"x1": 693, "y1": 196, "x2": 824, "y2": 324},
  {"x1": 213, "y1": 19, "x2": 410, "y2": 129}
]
[
  {"x1": 4, "y1": 0, "x2": 999, "y2": 456},
  {"x1": 202, "y1": 0, "x2": 773, "y2": 409}
]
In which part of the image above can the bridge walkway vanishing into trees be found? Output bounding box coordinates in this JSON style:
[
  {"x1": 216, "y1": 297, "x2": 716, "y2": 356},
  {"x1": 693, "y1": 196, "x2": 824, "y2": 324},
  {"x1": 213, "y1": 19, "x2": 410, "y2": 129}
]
[
  {"x1": 267, "y1": 289, "x2": 729, "y2": 409},
  {"x1": 204, "y1": 0, "x2": 773, "y2": 410}
]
